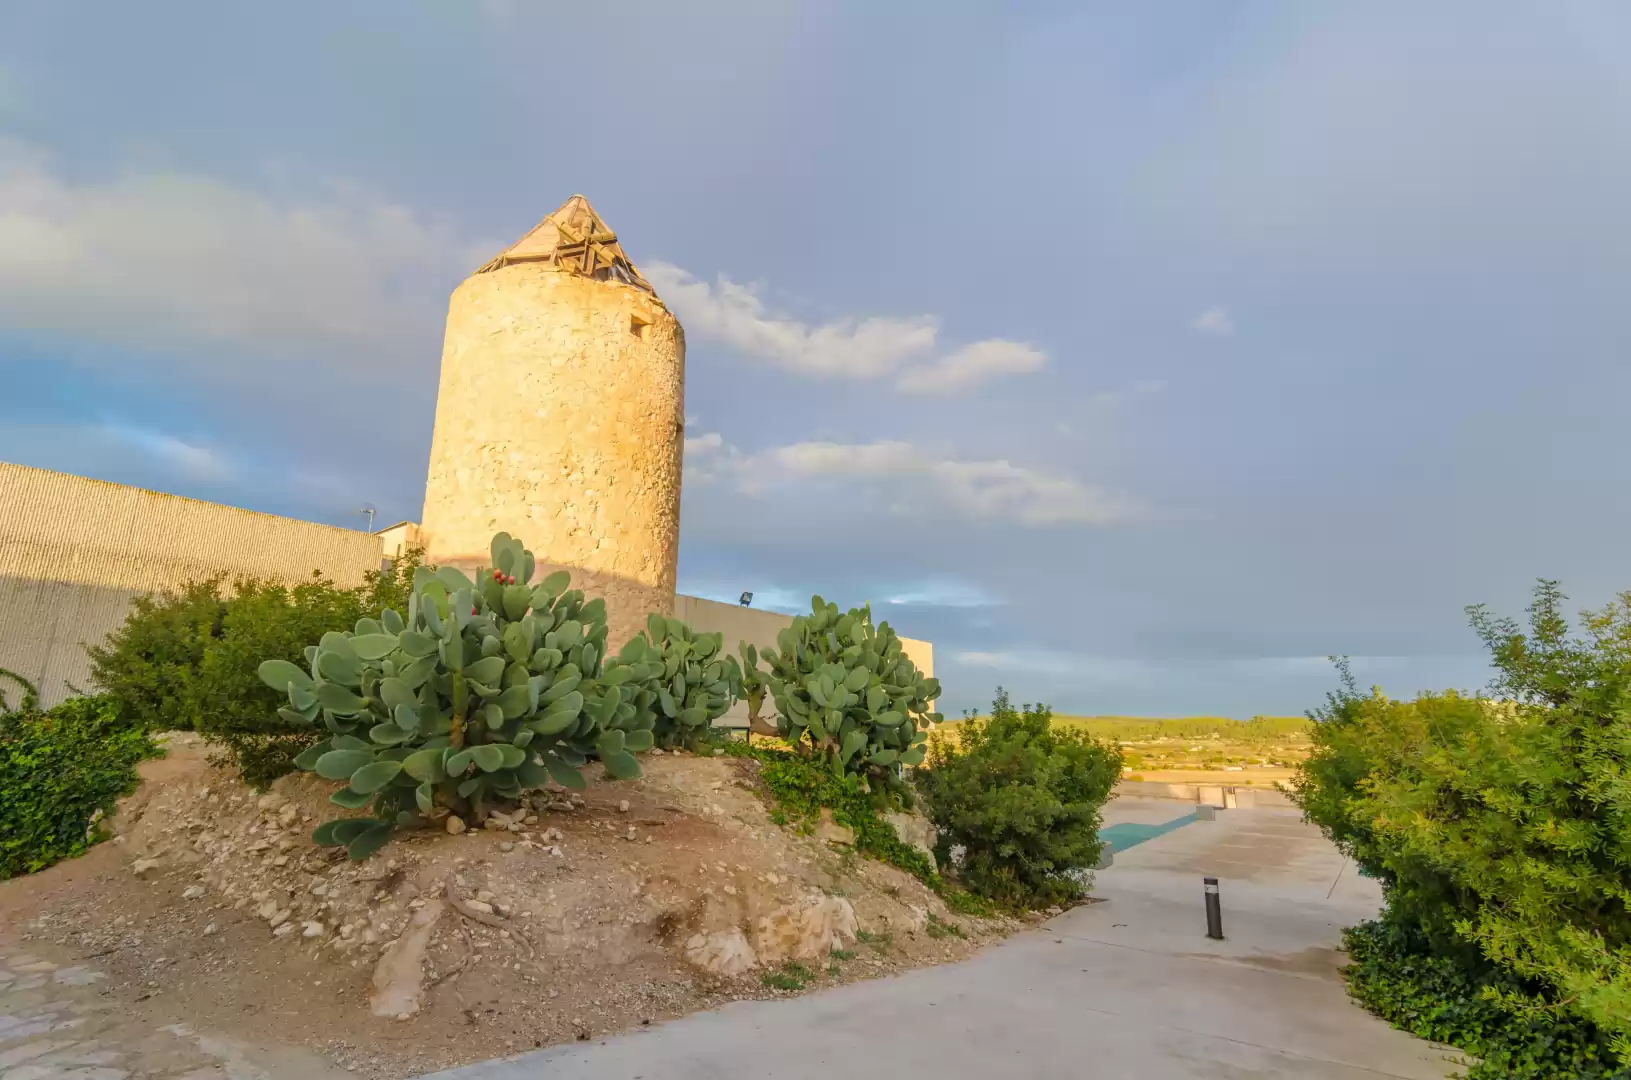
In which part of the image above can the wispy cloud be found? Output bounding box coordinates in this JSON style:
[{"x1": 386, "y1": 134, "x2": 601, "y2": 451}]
[
  {"x1": 686, "y1": 432, "x2": 1136, "y2": 526},
  {"x1": 1191, "y1": 304, "x2": 1236, "y2": 337},
  {"x1": 101, "y1": 424, "x2": 234, "y2": 481},
  {"x1": 0, "y1": 137, "x2": 480, "y2": 375},
  {"x1": 884, "y1": 580, "x2": 999, "y2": 608},
  {"x1": 894, "y1": 340, "x2": 1047, "y2": 395},
  {"x1": 644, "y1": 261, "x2": 1045, "y2": 393}
]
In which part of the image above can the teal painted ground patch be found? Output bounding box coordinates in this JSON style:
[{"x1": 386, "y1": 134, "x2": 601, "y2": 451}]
[{"x1": 1099, "y1": 812, "x2": 1199, "y2": 853}]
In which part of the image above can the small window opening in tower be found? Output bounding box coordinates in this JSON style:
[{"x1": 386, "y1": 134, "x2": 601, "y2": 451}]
[{"x1": 629, "y1": 315, "x2": 649, "y2": 340}]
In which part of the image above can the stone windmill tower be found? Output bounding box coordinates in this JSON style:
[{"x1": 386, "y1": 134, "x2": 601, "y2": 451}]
[{"x1": 419, "y1": 195, "x2": 685, "y2": 647}]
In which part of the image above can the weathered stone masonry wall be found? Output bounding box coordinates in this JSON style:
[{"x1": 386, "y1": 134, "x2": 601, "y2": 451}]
[{"x1": 418, "y1": 266, "x2": 685, "y2": 650}]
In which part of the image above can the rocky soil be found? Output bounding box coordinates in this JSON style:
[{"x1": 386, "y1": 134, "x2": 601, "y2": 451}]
[{"x1": 0, "y1": 734, "x2": 1018, "y2": 1078}]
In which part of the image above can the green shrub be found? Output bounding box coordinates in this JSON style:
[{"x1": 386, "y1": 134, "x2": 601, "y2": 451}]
[
  {"x1": 718, "y1": 739, "x2": 992, "y2": 915},
  {"x1": 1293, "y1": 582, "x2": 1631, "y2": 1067},
  {"x1": 740, "y1": 595, "x2": 941, "y2": 789},
  {"x1": 262, "y1": 532, "x2": 658, "y2": 860},
  {"x1": 917, "y1": 688, "x2": 1121, "y2": 909},
  {"x1": 1, "y1": 688, "x2": 159, "y2": 880},
  {"x1": 88, "y1": 552, "x2": 419, "y2": 786},
  {"x1": 1343, "y1": 917, "x2": 1629, "y2": 1080},
  {"x1": 194, "y1": 574, "x2": 406, "y2": 788},
  {"x1": 85, "y1": 578, "x2": 226, "y2": 731}
]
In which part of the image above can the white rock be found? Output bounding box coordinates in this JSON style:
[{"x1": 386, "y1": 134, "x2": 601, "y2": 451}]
[
  {"x1": 618, "y1": 800, "x2": 630, "y2": 813},
  {"x1": 132, "y1": 857, "x2": 162, "y2": 878},
  {"x1": 273, "y1": 922, "x2": 296, "y2": 937},
  {"x1": 464, "y1": 900, "x2": 495, "y2": 916},
  {"x1": 182, "y1": 885, "x2": 206, "y2": 900},
  {"x1": 684, "y1": 928, "x2": 758, "y2": 976},
  {"x1": 302, "y1": 921, "x2": 326, "y2": 939},
  {"x1": 882, "y1": 810, "x2": 938, "y2": 868},
  {"x1": 500, "y1": 842, "x2": 515, "y2": 853},
  {"x1": 754, "y1": 897, "x2": 859, "y2": 965}
]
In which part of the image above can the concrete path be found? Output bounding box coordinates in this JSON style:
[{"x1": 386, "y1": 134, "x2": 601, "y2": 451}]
[
  {"x1": 421, "y1": 800, "x2": 1458, "y2": 1080},
  {"x1": 0, "y1": 948, "x2": 347, "y2": 1080}
]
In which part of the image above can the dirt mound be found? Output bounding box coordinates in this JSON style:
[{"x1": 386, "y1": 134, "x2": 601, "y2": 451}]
[{"x1": 1, "y1": 734, "x2": 1016, "y2": 1078}]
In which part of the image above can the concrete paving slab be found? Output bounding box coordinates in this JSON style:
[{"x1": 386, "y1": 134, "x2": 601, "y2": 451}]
[{"x1": 419, "y1": 806, "x2": 1458, "y2": 1080}]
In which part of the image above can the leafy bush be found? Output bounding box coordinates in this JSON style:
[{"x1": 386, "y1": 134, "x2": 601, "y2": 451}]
[
  {"x1": 88, "y1": 553, "x2": 418, "y2": 786},
  {"x1": 718, "y1": 738, "x2": 991, "y2": 915},
  {"x1": 1, "y1": 686, "x2": 159, "y2": 880},
  {"x1": 741, "y1": 595, "x2": 941, "y2": 789},
  {"x1": 917, "y1": 688, "x2": 1121, "y2": 909},
  {"x1": 1343, "y1": 917, "x2": 1628, "y2": 1080},
  {"x1": 608, "y1": 614, "x2": 741, "y2": 751},
  {"x1": 1293, "y1": 582, "x2": 1631, "y2": 1068},
  {"x1": 85, "y1": 579, "x2": 226, "y2": 731},
  {"x1": 261, "y1": 532, "x2": 658, "y2": 860}
]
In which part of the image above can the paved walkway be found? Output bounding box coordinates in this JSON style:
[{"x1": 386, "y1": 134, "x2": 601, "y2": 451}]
[
  {"x1": 421, "y1": 799, "x2": 1458, "y2": 1080},
  {"x1": 0, "y1": 950, "x2": 348, "y2": 1080}
]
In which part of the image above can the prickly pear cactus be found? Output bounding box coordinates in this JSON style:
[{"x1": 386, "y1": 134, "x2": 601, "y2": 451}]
[
  {"x1": 256, "y1": 532, "x2": 654, "y2": 859},
  {"x1": 605, "y1": 614, "x2": 742, "y2": 751},
  {"x1": 743, "y1": 596, "x2": 942, "y2": 785}
]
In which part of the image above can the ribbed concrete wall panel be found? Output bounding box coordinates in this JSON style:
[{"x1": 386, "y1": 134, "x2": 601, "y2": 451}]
[{"x1": 0, "y1": 462, "x2": 383, "y2": 706}]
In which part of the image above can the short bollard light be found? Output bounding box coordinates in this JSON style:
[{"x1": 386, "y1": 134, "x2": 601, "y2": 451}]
[{"x1": 1203, "y1": 876, "x2": 1224, "y2": 940}]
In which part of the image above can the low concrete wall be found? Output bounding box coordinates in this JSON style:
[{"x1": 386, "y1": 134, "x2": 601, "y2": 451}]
[
  {"x1": 675, "y1": 595, "x2": 935, "y2": 729},
  {"x1": 0, "y1": 462, "x2": 384, "y2": 706},
  {"x1": 1115, "y1": 779, "x2": 1294, "y2": 808}
]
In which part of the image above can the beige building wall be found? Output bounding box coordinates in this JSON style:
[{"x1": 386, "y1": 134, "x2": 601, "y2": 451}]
[
  {"x1": 674, "y1": 595, "x2": 935, "y2": 730},
  {"x1": 376, "y1": 521, "x2": 424, "y2": 563},
  {"x1": 419, "y1": 265, "x2": 685, "y2": 650},
  {"x1": 0, "y1": 462, "x2": 384, "y2": 707}
]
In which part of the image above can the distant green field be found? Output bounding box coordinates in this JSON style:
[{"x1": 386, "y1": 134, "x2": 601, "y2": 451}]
[
  {"x1": 941, "y1": 714, "x2": 1310, "y2": 743},
  {"x1": 1048, "y1": 715, "x2": 1312, "y2": 743},
  {"x1": 934, "y1": 714, "x2": 1314, "y2": 778}
]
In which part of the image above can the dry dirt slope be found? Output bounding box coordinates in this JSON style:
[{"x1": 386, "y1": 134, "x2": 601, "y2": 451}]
[{"x1": 0, "y1": 734, "x2": 1015, "y2": 1078}]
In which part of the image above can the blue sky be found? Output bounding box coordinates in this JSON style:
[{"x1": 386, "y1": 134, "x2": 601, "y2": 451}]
[{"x1": 4, "y1": 2, "x2": 1630, "y2": 717}]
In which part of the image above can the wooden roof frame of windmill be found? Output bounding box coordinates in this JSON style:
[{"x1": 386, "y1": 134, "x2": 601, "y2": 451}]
[{"x1": 475, "y1": 195, "x2": 655, "y2": 294}]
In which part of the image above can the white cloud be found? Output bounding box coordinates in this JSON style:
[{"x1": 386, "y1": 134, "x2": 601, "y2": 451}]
[
  {"x1": 0, "y1": 137, "x2": 478, "y2": 374},
  {"x1": 644, "y1": 262, "x2": 935, "y2": 379},
  {"x1": 1192, "y1": 305, "x2": 1236, "y2": 337},
  {"x1": 643, "y1": 261, "x2": 1043, "y2": 392},
  {"x1": 691, "y1": 434, "x2": 1135, "y2": 526},
  {"x1": 683, "y1": 431, "x2": 723, "y2": 454},
  {"x1": 894, "y1": 340, "x2": 1046, "y2": 395}
]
